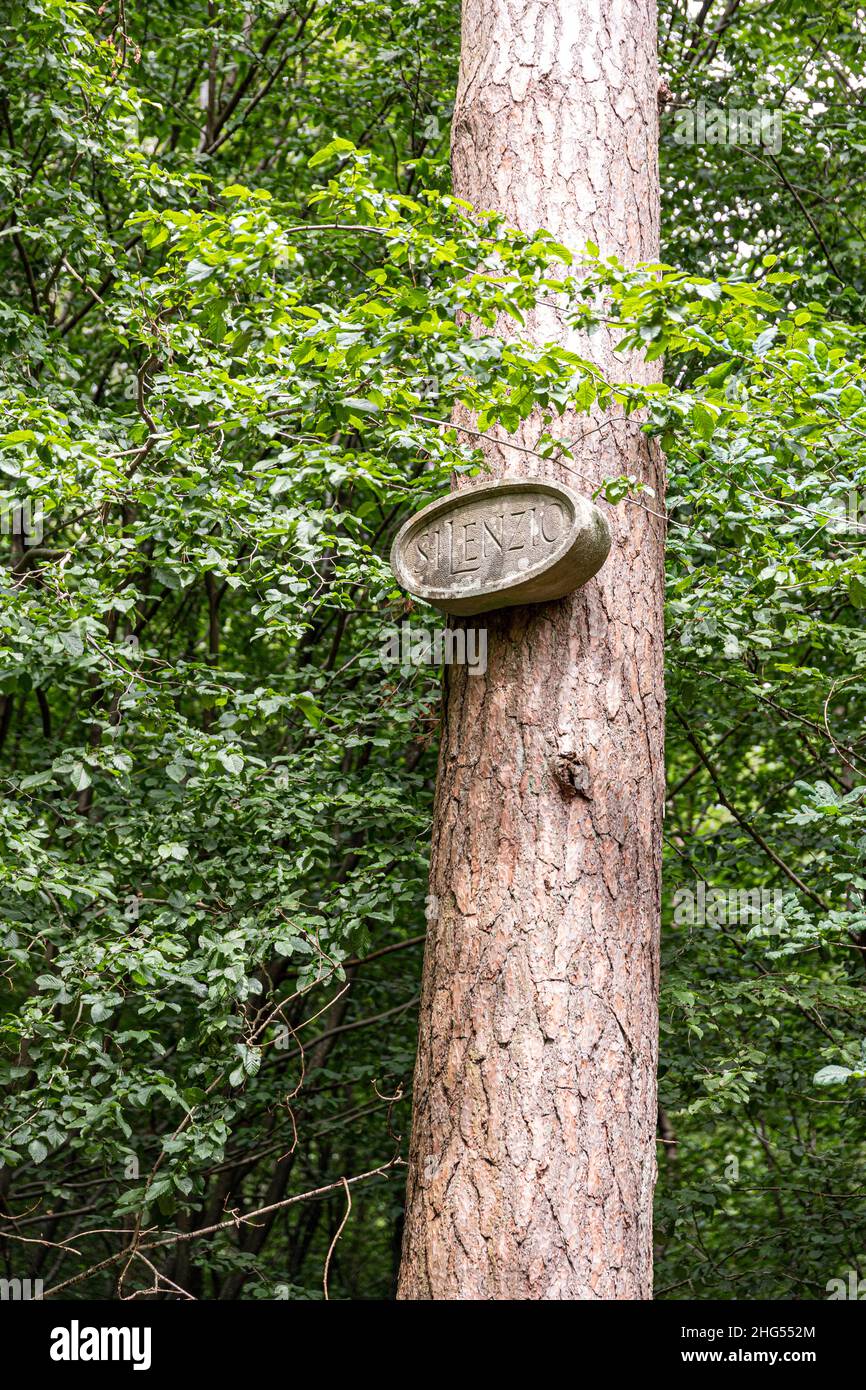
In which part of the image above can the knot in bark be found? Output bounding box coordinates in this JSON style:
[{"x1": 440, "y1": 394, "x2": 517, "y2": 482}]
[{"x1": 552, "y1": 752, "x2": 591, "y2": 800}]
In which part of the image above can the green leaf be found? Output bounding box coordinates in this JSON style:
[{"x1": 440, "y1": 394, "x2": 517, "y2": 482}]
[
  {"x1": 69, "y1": 763, "x2": 92, "y2": 792},
  {"x1": 61, "y1": 628, "x2": 84, "y2": 658},
  {"x1": 295, "y1": 693, "x2": 322, "y2": 728},
  {"x1": 308, "y1": 137, "x2": 356, "y2": 168},
  {"x1": 217, "y1": 750, "x2": 245, "y2": 775},
  {"x1": 848, "y1": 575, "x2": 866, "y2": 608},
  {"x1": 813, "y1": 1065, "x2": 853, "y2": 1087}
]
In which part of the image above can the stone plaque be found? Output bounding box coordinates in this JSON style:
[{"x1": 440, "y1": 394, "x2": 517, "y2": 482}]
[{"x1": 390, "y1": 477, "x2": 611, "y2": 616}]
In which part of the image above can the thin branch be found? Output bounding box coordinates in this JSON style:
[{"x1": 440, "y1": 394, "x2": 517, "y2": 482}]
[
  {"x1": 40, "y1": 1158, "x2": 404, "y2": 1299},
  {"x1": 671, "y1": 706, "x2": 830, "y2": 911},
  {"x1": 322, "y1": 1177, "x2": 351, "y2": 1300}
]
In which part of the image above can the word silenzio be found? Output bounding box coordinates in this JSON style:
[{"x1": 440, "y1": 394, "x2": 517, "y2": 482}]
[{"x1": 390, "y1": 477, "x2": 611, "y2": 616}]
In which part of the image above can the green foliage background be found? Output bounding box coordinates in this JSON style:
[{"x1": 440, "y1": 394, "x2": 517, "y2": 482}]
[{"x1": 1, "y1": 0, "x2": 865, "y2": 1299}]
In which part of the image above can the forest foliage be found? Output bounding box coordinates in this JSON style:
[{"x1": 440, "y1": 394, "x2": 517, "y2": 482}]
[{"x1": 1, "y1": 0, "x2": 865, "y2": 1299}]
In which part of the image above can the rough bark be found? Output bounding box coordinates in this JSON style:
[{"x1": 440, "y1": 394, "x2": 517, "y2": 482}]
[{"x1": 398, "y1": 0, "x2": 665, "y2": 1300}]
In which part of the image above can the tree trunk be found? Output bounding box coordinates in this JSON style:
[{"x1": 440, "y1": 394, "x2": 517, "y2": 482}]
[{"x1": 398, "y1": 0, "x2": 664, "y2": 1300}]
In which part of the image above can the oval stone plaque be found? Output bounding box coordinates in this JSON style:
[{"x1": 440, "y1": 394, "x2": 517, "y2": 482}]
[{"x1": 390, "y1": 477, "x2": 611, "y2": 616}]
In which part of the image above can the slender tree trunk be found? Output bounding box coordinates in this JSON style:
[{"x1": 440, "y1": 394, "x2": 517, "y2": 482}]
[{"x1": 398, "y1": 0, "x2": 664, "y2": 1300}]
